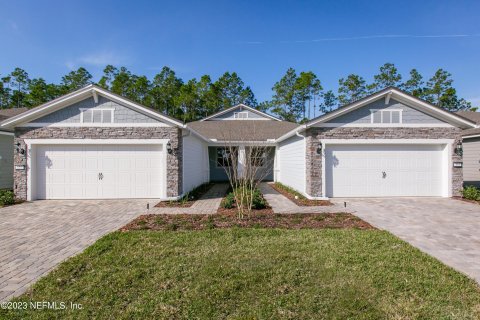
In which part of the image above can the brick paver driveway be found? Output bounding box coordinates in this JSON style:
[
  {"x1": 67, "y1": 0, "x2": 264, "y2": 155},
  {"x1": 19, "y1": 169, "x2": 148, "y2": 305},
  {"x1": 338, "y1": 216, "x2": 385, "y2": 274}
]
[
  {"x1": 0, "y1": 199, "x2": 149, "y2": 301},
  {"x1": 345, "y1": 197, "x2": 480, "y2": 283}
]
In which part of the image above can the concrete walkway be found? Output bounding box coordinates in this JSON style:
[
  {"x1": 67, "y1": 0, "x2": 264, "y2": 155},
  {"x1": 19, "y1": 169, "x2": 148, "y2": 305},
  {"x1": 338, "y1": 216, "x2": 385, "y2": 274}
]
[
  {"x1": 259, "y1": 183, "x2": 351, "y2": 213},
  {"x1": 149, "y1": 183, "x2": 229, "y2": 214},
  {"x1": 344, "y1": 197, "x2": 480, "y2": 283},
  {"x1": 0, "y1": 199, "x2": 147, "y2": 302}
]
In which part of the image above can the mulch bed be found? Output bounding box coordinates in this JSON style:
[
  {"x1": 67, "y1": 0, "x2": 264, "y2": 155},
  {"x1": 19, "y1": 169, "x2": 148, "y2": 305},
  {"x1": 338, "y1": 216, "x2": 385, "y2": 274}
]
[
  {"x1": 270, "y1": 184, "x2": 333, "y2": 207},
  {"x1": 155, "y1": 183, "x2": 215, "y2": 208},
  {"x1": 120, "y1": 212, "x2": 374, "y2": 231},
  {"x1": 453, "y1": 196, "x2": 480, "y2": 205}
]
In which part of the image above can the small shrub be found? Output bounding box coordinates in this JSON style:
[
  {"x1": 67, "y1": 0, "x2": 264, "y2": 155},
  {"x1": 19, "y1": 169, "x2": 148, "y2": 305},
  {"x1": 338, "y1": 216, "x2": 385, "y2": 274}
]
[
  {"x1": 222, "y1": 187, "x2": 267, "y2": 209},
  {"x1": 222, "y1": 192, "x2": 235, "y2": 209},
  {"x1": 0, "y1": 190, "x2": 15, "y2": 206},
  {"x1": 462, "y1": 186, "x2": 480, "y2": 201}
]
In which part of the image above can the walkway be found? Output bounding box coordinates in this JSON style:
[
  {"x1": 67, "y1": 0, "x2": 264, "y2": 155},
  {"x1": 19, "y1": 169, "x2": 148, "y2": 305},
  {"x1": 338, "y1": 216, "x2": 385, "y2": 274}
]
[
  {"x1": 344, "y1": 197, "x2": 480, "y2": 284},
  {"x1": 0, "y1": 199, "x2": 147, "y2": 302},
  {"x1": 149, "y1": 183, "x2": 229, "y2": 214}
]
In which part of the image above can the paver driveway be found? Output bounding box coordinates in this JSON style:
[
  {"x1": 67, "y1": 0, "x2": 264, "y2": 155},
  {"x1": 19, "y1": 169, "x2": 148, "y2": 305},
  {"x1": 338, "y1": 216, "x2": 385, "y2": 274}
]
[
  {"x1": 0, "y1": 199, "x2": 149, "y2": 301},
  {"x1": 344, "y1": 197, "x2": 480, "y2": 283}
]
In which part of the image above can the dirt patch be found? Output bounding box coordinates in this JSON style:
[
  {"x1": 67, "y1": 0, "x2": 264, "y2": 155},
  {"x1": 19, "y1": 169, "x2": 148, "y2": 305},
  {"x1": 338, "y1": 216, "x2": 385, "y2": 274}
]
[
  {"x1": 453, "y1": 197, "x2": 480, "y2": 206},
  {"x1": 155, "y1": 183, "x2": 215, "y2": 208},
  {"x1": 270, "y1": 184, "x2": 332, "y2": 206},
  {"x1": 121, "y1": 212, "x2": 374, "y2": 231}
]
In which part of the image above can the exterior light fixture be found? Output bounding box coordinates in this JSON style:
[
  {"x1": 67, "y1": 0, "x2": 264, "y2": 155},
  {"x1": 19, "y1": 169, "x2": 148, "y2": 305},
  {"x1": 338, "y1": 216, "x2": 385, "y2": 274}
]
[
  {"x1": 16, "y1": 142, "x2": 25, "y2": 155},
  {"x1": 166, "y1": 141, "x2": 173, "y2": 154},
  {"x1": 455, "y1": 141, "x2": 463, "y2": 157},
  {"x1": 316, "y1": 143, "x2": 322, "y2": 155}
]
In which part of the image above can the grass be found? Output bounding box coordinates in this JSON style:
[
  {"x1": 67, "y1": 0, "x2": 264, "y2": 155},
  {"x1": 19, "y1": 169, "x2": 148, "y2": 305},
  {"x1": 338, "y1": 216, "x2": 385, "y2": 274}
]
[{"x1": 2, "y1": 229, "x2": 480, "y2": 319}]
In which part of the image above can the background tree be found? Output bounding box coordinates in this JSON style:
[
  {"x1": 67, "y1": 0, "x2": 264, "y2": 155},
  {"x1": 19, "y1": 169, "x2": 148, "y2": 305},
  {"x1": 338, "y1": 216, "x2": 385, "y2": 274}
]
[
  {"x1": 214, "y1": 72, "x2": 257, "y2": 110},
  {"x1": 321, "y1": 90, "x2": 338, "y2": 113},
  {"x1": 270, "y1": 68, "x2": 303, "y2": 122},
  {"x1": 401, "y1": 69, "x2": 424, "y2": 98},
  {"x1": 338, "y1": 74, "x2": 367, "y2": 105},
  {"x1": 98, "y1": 65, "x2": 118, "y2": 90},
  {"x1": 296, "y1": 71, "x2": 322, "y2": 121},
  {"x1": 60, "y1": 67, "x2": 92, "y2": 93},
  {"x1": 151, "y1": 66, "x2": 183, "y2": 116},
  {"x1": 369, "y1": 63, "x2": 402, "y2": 92},
  {"x1": 9, "y1": 68, "x2": 30, "y2": 108},
  {"x1": 26, "y1": 78, "x2": 60, "y2": 107}
]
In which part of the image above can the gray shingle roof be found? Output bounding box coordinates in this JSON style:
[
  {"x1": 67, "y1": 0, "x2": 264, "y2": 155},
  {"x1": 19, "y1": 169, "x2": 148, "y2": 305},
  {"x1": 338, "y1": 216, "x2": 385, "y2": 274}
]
[
  {"x1": 0, "y1": 108, "x2": 28, "y2": 121},
  {"x1": 187, "y1": 120, "x2": 299, "y2": 141},
  {"x1": 456, "y1": 111, "x2": 480, "y2": 124}
]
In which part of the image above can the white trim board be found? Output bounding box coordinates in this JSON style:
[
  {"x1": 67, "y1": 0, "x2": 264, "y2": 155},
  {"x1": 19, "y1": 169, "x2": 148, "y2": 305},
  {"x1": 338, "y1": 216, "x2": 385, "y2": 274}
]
[
  {"x1": 313, "y1": 123, "x2": 454, "y2": 128},
  {"x1": 0, "y1": 131, "x2": 14, "y2": 136},
  {"x1": 23, "y1": 139, "x2": 170, "y2": 145},
  {"x1": 20, "y1": 123, "x2": 170, "y2": 128}
]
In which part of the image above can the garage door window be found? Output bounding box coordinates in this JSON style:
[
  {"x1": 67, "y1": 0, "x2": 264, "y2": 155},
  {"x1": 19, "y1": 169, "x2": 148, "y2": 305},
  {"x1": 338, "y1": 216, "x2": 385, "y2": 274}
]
[{"x1": 80, "y1": 109, "x2": 114, "y2": 123}]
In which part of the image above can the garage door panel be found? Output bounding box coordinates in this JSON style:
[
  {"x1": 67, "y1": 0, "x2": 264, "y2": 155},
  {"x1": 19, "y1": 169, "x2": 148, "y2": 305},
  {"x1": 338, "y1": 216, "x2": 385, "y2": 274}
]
[
  {"x1": 36, "y1": 144, "x2": 163, "y2": 199},
  {"x1": 325, "y1": 144, "x2": 444, "y2": 197}
]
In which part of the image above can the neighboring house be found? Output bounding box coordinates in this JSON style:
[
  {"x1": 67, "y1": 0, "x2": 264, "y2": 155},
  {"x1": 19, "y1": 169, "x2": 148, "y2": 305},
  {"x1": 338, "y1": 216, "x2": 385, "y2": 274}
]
[
  {"x1": 0, "y1": 108, "x2": 28, "y2": 189},
  {"x1": 456, "y1": 111, "x2": 480, "y2": 187},
  {"x1": 0, "y1": 85, "x2": 476, "y2": 201}
]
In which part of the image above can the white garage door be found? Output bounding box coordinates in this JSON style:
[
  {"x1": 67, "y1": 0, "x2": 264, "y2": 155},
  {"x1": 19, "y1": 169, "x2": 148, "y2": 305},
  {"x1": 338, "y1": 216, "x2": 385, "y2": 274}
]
[
  {"x1": 36, "y1": 145, "x2": 163, "y2": 199},
  {"x1": 325, "y1": 144, "x2": 444, "y2": 197}
]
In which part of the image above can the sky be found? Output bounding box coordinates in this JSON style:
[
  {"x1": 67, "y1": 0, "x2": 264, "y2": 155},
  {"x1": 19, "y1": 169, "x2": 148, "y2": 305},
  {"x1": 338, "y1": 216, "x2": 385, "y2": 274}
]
[{"x1": 1, "y1": 0, "x2": 480, "y2": 106}]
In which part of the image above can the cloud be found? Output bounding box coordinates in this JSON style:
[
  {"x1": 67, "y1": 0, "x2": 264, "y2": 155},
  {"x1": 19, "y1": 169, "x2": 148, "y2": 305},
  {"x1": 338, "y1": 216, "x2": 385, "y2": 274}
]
[
  {"x1": 65, "y1": 51, "x2": 127, "y2": 70},
  {"x1": 235, "y1": 34, "x2": 480, "y2": 44}
]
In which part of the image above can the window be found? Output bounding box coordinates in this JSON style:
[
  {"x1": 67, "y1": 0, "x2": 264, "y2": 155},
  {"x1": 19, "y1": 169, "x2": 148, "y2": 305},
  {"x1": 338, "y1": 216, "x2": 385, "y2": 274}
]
[
  {"x1": 370, "y1": 110, "x2": 402, "y2": 124},
  {"x1": 250, "y1": 147, "x2": 267, "y2": 167},
  {"x1": 80, "y1": 109, "x2": 114, "y2": 124},
  {"x1": 234, "y1": 112, "x2": 248, "y2": 119},
  {"x1": 216, "y1": 147, "x2": 237, "y2": 167}
]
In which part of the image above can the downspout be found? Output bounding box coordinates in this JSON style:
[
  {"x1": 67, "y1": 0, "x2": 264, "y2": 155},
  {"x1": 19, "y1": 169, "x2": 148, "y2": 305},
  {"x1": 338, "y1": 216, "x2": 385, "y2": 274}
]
[{"x1": 295, "y1": 125, "x2": 308, "y2": 195}]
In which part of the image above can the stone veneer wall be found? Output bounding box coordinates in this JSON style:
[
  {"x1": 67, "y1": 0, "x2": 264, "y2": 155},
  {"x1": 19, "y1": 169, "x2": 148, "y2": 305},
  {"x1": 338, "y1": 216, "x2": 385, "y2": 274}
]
[
  {"x1": 305, "y1": 127, "x2": 464, "y2": 197},
  {"x1": 14, "y1": 127, "x2": 183, "y2": 200}
]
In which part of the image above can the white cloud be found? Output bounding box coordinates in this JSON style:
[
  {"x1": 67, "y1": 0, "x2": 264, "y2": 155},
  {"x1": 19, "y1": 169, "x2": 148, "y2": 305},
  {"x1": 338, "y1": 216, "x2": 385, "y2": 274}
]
[{"x1": 65, "y1": 50, "x2": 127, "y2": 70}]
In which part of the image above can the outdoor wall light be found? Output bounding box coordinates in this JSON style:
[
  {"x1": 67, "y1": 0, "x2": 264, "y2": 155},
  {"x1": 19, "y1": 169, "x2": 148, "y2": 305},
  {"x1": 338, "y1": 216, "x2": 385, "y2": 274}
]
[
  {"x1": 316, "y1": 144, "x2": 322, "y2": 155},
  {"x1": 455, "y1": 141, "x2": 463, "y2": 157},
  {"x1": 166, "y1": 141, "x2": 173, "y2": 154},
  {"x1": 16, "y1": 143, "x2": 25, "y2": 155}
]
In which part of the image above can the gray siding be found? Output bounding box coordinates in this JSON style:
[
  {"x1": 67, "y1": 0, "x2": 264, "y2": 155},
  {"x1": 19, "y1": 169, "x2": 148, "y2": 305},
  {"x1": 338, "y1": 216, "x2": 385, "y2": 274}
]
[
  {"x1": 209, "y1": 147, "x2": 230, "y2": 181},
  {"x1": 33, "y1": 96, "x2": 161, "y2": 124},
  {"x1": 0, "y1": 134, "x2": 14, "y2": 189},
  {"x1": 463, "y1": 137, "x2": 480, "y2": 187},
  {"x1": 326, "y1": 98, "x2": 445, "y2": 124},
  {"x1": 213, "y1": 107, "x2": 269, "y2": 120}
]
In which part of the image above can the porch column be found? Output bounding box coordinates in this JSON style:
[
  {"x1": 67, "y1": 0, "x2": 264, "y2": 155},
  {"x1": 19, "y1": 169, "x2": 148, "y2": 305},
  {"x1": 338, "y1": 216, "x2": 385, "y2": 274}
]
[{"x1": 237, "y1": 145, "x2": 246, "y2": 178}]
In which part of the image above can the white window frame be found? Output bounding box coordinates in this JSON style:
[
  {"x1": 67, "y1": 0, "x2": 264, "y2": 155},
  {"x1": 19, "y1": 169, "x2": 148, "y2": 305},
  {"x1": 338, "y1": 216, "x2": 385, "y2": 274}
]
[
  {"x1": 80, "y1": 108, "x2": 115, "y2": 124},
  {"x1": 370, "y1": 109, "x2": 403, "y2": 124},
  {"x1": 234, "y1": 111, "x2": 249, "y2": 119}
]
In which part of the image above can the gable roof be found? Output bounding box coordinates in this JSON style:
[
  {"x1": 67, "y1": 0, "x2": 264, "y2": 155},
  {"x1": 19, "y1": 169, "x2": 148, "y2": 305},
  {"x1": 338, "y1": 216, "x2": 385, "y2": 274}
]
[
  {"x1": 456, "y1": 111, "x2": 480, "y2": 124},
  {"x1": 306, "y1": 87, "x2": 477, "y2": 129},
  {"x1": 188, "y1": 120, "x2": 299, "y2": 142},
  {"x1": 0, "y1": 84, "x2": 185, "y2": 129},
  {"x1": 0, "y1": 108, "x2": 29, "y2": 121},
  {"x1": 200, "y1": 104, "x2": 281, "y2": 121}
]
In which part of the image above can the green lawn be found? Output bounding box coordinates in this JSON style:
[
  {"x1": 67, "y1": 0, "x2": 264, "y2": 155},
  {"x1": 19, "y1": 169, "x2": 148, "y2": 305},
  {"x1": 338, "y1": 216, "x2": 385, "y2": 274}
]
[{"x1": 2, "y1": 229, "x2": 480, "y2": 319}]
